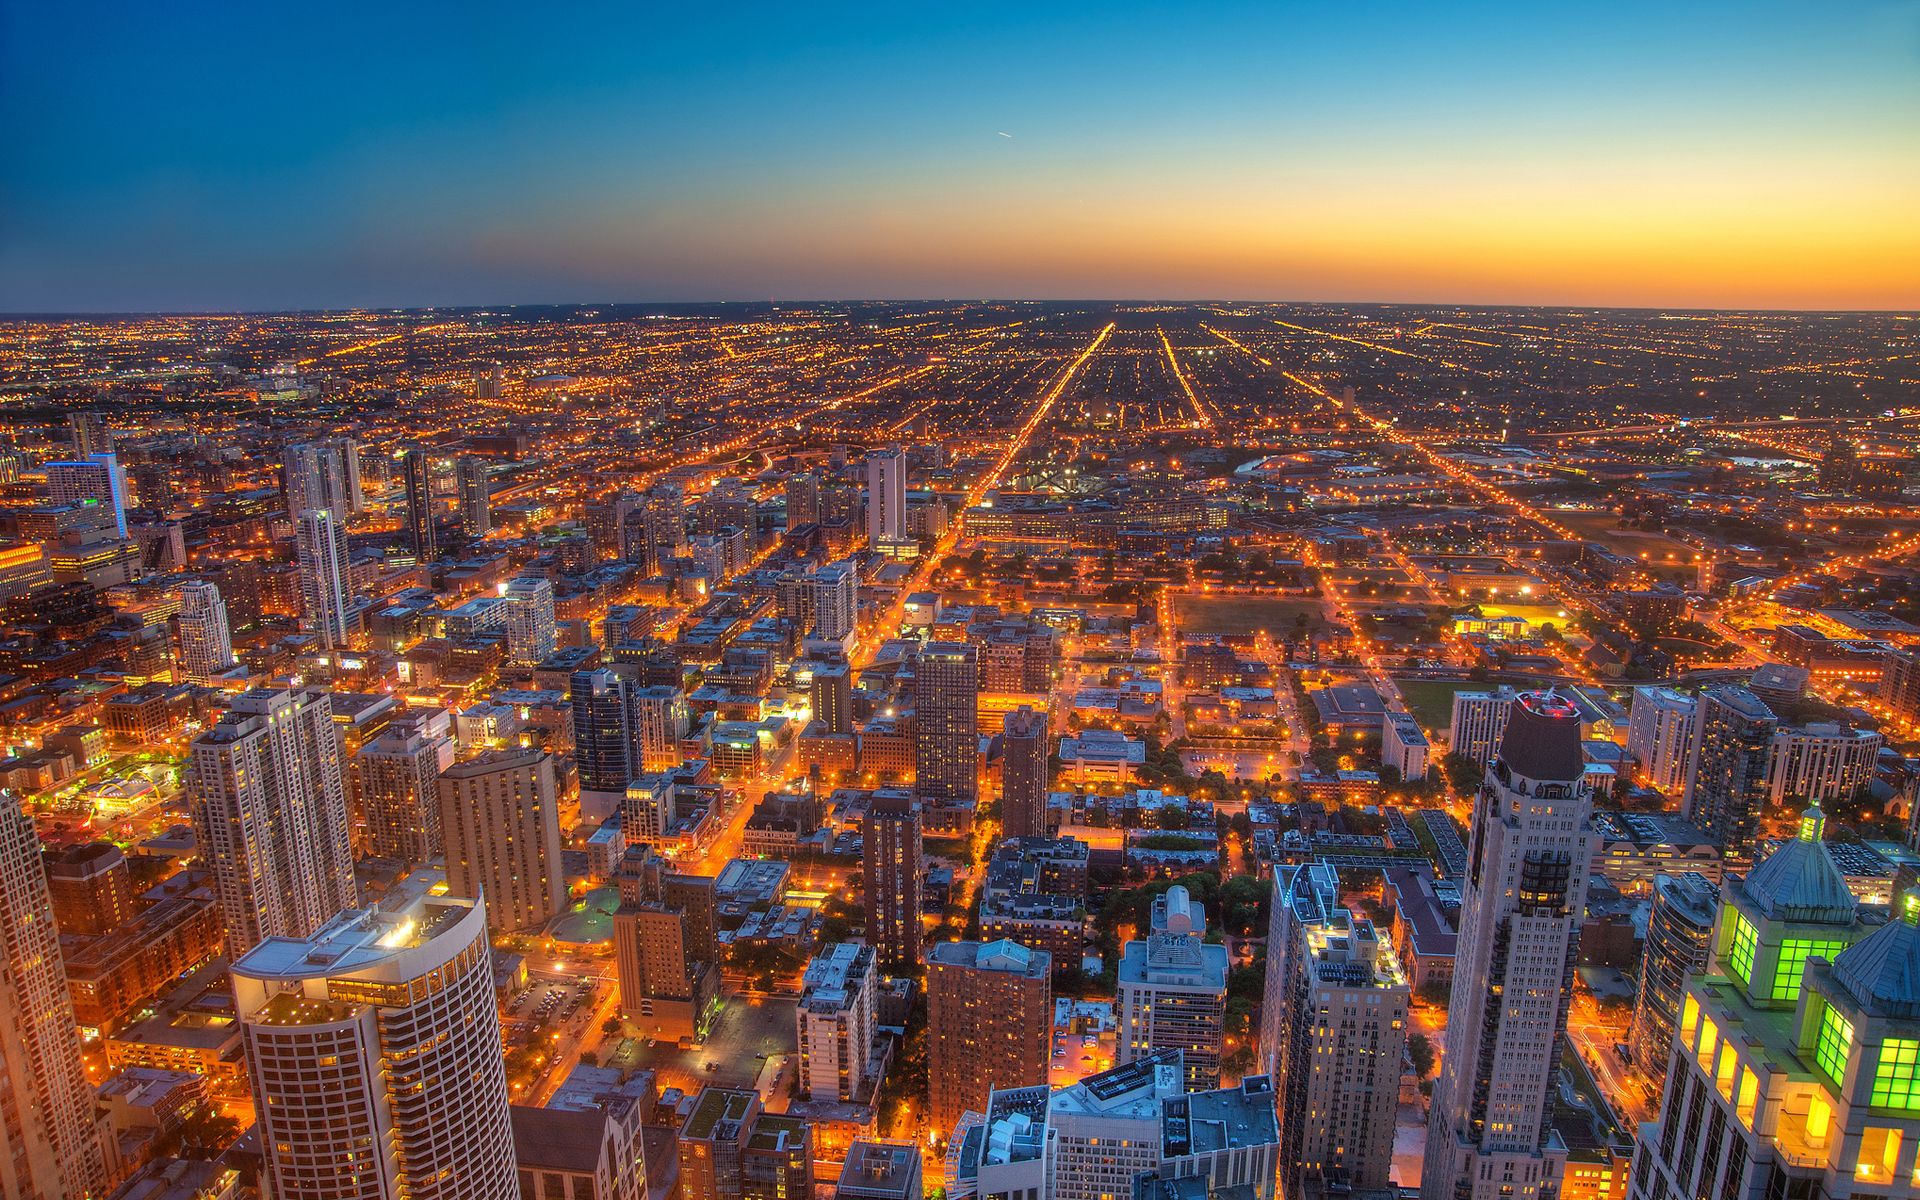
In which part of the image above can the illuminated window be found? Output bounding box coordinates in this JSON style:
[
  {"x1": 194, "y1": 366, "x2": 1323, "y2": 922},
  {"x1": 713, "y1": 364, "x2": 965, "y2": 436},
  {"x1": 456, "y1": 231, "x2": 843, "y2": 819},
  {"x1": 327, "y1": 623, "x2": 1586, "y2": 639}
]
[
  {"x1": 1872, "y1": 1039, "x2": 1920, "y2": 1112},
  {"x1": 1726, "y1": 910, "x2": 1757, "y2": 990},
  {"x1": 1773, "y1": 938, "x2": 1849, "y2": 1002},
  {"x1": 1816, "y1": 1004, "x2": 1855, "y2": 1085}
]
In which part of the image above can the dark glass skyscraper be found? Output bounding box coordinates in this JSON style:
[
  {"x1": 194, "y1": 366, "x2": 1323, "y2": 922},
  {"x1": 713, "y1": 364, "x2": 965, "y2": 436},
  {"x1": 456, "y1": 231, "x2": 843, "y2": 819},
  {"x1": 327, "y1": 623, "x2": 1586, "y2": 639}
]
[
  {"x1": 913, "y1": 641, "x2": 977, "y2": 804},
  {"x1": 403, "y1": 447, "x2": 438, "y2": 562}
]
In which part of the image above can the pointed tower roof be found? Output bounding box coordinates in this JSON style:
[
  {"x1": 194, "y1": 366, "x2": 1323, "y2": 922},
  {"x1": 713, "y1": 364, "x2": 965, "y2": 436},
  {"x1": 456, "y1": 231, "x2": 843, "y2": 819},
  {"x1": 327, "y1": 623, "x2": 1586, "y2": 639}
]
[
  {"x1": 1742, "y1": 806, "x2": 1858, "y2": 924},
  {"x1": 1833, "y1": 893, "x2": 1920, "y2": 1018}
]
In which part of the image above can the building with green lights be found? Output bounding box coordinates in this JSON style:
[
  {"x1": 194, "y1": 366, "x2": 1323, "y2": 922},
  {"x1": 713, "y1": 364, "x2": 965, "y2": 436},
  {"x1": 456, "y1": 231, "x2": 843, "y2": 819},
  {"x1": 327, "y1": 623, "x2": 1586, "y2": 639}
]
[{"x1": 1628, "y1": 807, "x2": 1920, "y2": 1200}]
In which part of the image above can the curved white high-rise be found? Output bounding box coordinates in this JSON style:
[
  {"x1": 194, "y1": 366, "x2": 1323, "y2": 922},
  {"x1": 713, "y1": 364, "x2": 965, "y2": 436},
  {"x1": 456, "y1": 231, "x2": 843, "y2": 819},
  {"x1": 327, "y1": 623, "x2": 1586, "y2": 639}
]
[
  {"x1": 175, "y1": 578, "x2": 236, "y2": 682},
  {"x1": 233, "y1": 878, "x2": 517, "y2": 1200}
]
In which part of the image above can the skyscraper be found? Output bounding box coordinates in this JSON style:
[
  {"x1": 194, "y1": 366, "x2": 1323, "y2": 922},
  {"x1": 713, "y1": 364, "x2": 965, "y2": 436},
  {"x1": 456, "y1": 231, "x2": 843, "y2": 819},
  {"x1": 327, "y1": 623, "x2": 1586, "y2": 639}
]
[
  {"x1": 926, "y1": 939, "x2": 1052, "y2": 1132},
  {"x1": 1628, "y1": 870, "x2": 1717, "y2": 1078},
  {"x1": 403, "y1": 447, "x2": 438, "y2": 562},
  {"x1": 1423, "y1": 691, "x2": 1599, "y2": 1200},
  {"x1": 1000, "y1": 705, "x2": 1049, "y2": 839},
  {"x1": 1626, "y1": 686, "x2": 1697, "y2": 793},
  {"x1": 1625, "y1": 810, "x2": 1871, "y2": 1200},
  {"x1": 189, "y1": 686, "x2": 357, "y2": 954},
  {"x1": 1262, "y1": 862, "x2": 1408, "y2": 1200},
  {"x1": 913, "y1": 641, "x2": 978, "y2": 804},
  {"x1": 612, "y1": 844, "x2": 720, "y2": 1041},
  {"x1": 175, "y1": 578, "x2": 237, "y2": 682},
  {"x1": 862, "y1": 791, "x2": 922, "y2": 968},
  {"x1": 285, "y1": 440, "x2": 362, "y2": 522},
  {"x1": 786, "y1": 470, "x2": 821, "y2": 527},
  {"x1": 1448, "y1": 686, "x2": 1519, "y2": 768},
  {"x1": 437, "y1": 750, "x2": 566, "y2": 934},
  {"x1": 353, "y1": 712, "x2": 453, "y2": 864},
  {"x1": 295, "y1": 507, "x2": 353, "y2": 650},
  {"x1": 68, "y1": 410, "x2": 108, "y2": 456},
  {"x1": 232, "y1": 876, "x2": 517, "y2": 1200},
  {"x1": 812, "y1": 663, "x2": 853, "y2": 735},
  {"x1": 0, "y1": 792, "x2": 107, "y2": 1200},
  {"x1": 632, "y1": 683, "x2": 691, "y2": 771},
  {"x1": 457, "y1": 454, "x2": 492, "y2": 538},
  {"x1": 796, "y1": 941, "x2": 879, "y2": 1102},
  {"x1": 1118, "y1": 883, "x2": 1229, "y2": 1090},
  {"x1": 864, "y1": 447, "x2": 907, "y2": 551},
  {"x1": 1682, "y1": 685, "x2": 1778, "y2": 855},
  {"x1": 46, "y1": 450, "x2": 130, "y2": 537},
  {"x1": 503, "y1": 575, "x2": 557, "y2": 666},
  {"x1": 572, "y1": 668, "x2": 635, "y2": 799},
  {"x1": 1764, "y1": 722, "x2": 1883, "y2": 804}
]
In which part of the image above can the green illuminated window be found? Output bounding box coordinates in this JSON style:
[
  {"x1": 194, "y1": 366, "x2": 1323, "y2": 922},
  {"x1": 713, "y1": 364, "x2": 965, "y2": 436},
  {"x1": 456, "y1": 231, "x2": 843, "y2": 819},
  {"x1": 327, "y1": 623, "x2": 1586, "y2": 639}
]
[
  {"x1": 1872, "y1": 1040, "x2": 1920, "y2": 1111},
  {"x1": 1773, "y1": 938, "x2": 1849, "y2": 1002},
  {"x1": 1816, "y1": 1005, "x2": 1854, "y2": 1085},
  {"x1": 1726, "y1": 910, "x2": 1757, "y2": 990}
]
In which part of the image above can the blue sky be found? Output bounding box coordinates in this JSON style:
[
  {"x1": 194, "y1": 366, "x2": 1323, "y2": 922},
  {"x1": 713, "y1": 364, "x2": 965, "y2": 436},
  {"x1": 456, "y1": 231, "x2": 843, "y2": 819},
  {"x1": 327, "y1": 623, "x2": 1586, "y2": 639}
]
[{"x1": 3, "y1": 1, "x2": 1917, "y2": 310}]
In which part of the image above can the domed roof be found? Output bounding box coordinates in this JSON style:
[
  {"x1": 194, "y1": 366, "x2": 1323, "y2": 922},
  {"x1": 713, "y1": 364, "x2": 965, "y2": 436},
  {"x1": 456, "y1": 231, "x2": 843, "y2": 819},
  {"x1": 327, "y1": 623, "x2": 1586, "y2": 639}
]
[
  {"x1": 1834, "y1": 900, "x2": 1920, "y2": 1018},
  {"x1": 1742, "y1": 808, "x2": 1858, "y2": 924}
]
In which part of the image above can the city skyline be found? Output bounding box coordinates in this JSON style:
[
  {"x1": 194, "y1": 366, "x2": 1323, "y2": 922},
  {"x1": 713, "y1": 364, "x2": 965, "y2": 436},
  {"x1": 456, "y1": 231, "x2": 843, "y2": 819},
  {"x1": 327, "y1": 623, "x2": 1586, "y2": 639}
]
[{"x1": 4, "y1": 1, "x2": 1918, "y2": 312}]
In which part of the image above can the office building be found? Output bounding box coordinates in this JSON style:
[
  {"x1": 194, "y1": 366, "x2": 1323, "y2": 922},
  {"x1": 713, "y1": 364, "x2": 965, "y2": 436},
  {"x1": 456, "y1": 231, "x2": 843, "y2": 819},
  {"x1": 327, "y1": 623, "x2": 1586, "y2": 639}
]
[
  {"x1": 796, "y1": 941, "x2": 879, "y2": 1102},
  {"x1": 812, "y1": 663, "x2": 854, "y2": 735},
  {"x1": 1383, "y1": 710, "x2": 1432, "y2": 782},
  {"x1": 613, "y1": 845, "x2": 720, "y2": 1042},
  {"x1": 1683, "y1": 685, "x2": 1779, "y2": 855},
  {"x1": 504, "y1": 575, "x2": 558, "y2": 666},
  {"x1": 457, "y1": 454, "x2": 492, "y2": 537},
  {"x1": 1262, "y1": 862, "x2": 1408, "y2": 1200},
  {"x1": 1626, "y1": 809, "x2": 1878, "y2": 1200},
  {"x1": 838, "y1": 1141, "x2": 922, "y2": 1200},
  {"x1": 189, "y1": 686, "x2": 357, "y2": 953},
  {"x1": 232, "y1": 876, "x2": 517, "y2": 1200},
  {"x1": 1118, "y1": 884, "x2": 1230, "y2": 1090},
  {"x1": 915, "y1": 641, "x2": 979, "y2": 804},
  {"x1": 678, "y1": 1087, "x2": 813, "y2": 1200},
  {"x1": 572, "y1": 668, "x2": 637, "y2": 807},
  {"x1": 1626, "y1": 686, "x2": 1698, "y2": 793},
  {"x1": 174, "y1": 579, "x2": 237, "y2": 682},
  {"x1": 863, "y1": 791, "x2": 923, "y2": 968},
  {"x1": 1001, "y1": 705, "x2": 1049, "y2": 839},
  {"x1": 285, "y1": 440, "x2": 361, "y2": 522},
  {"x1": 295, "y1": 507, "x2": 353, "y2": 649},
  {"x1": 69, "y1": 410, "x2": 109, "y2": 456},
  {"x1": 927, "y1": 939, "x2": 1053, "y2": 1132},
  {"x1": 1765, "y1": 723, "x2": 1883, "y2": 805},
  {"x1": 43, "y1": 839, "x2": 137, "y2": 937},
  {"x1": 0, "y1": 792, "x2": 108, "y2": 1200},
  {"x1": 633, "y1": 684, "x2": 690, "y2": 771},
  {"x1": 46, "y1": 450, "x2": 129, "y2": 537},
  {"x1": 1628, "y1": 871, "x2": 1717, "y2": 1076},
  {"x1": 1423, "y1": 691, "x2": 1599, "y2": 1200},
  {"x1": 1045, "y1": 1052, "x2": 1185, "y2": 1200},
  {"x1": 866, "y1": 447, "x2": 907, "y2": 550},
  {"x1": 353, "y1": 714, "x2": 454, "y2": 863},
  {"x1": 1449, "y1": 686, "x2": 1518, "y2": 767},
  {"x1": 438, "y1": 750, "x2": 566, "y2": 934},
  {"x1": 403, "y1": 447, "x2": 438, "y2": 561}
]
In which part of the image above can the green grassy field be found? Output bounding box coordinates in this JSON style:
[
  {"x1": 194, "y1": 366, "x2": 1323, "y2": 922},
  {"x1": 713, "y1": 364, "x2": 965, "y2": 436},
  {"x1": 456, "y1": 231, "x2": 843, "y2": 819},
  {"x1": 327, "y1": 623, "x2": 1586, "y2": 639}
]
[
  {"x1": 1393, "y1": 678, "x2": 1484, "y2": 734},
  {"x1": 1173, "y1": 594, "x2": 1326, "y2": 637}
]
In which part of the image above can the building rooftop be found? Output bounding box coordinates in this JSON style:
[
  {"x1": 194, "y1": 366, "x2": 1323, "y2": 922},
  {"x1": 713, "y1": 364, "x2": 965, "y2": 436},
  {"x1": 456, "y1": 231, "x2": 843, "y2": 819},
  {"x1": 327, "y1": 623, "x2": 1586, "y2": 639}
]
[
  {"x1": 1162, "y1": 1074, "x2": 1279, "y2": 1157},
  {"x1": 1497, "y1": 689, "x2": 1585, "y2": 781},
  {"x1": 1741, "y1": 808, "x2": 1858, "y2": 924}
]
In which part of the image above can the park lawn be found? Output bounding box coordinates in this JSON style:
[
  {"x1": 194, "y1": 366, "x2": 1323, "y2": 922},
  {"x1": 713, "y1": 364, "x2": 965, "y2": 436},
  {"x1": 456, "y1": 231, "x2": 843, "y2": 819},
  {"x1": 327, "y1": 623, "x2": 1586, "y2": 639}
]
[
  {"x1": 1556, "y1": 511, "x2": 1695, "y2": 563},
  {"x1": 1173, "y1": 594, "x2": 1326, "y2": 638},
  {"x1": 1393, "y1": 678, "x2": 1484, "y2": 734}
]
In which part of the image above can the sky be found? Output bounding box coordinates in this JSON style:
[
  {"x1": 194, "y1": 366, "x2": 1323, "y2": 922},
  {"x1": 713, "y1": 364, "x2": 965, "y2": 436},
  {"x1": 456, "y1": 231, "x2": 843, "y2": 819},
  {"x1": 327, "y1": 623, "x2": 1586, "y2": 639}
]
[{"x1": 3, "y1": 0, "x2": 1918, "y2": 312}]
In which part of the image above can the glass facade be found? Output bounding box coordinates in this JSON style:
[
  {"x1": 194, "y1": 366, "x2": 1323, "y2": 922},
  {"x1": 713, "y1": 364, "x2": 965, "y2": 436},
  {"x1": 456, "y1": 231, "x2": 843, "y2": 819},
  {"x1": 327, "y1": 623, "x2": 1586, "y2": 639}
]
[
  {"x1": 1872, "y1": 1038, "x2": 1920, "y2": 1112},
  {"x1": 1771, "y1": 937, "x2": 1849, "y2": 1002},
  {"x1": 1726, "y1": 909, "x2": 1757, "y2": 991},
  {"x1": 1816, "y1": 1004, "x2": 1854, "y2": 1085}
]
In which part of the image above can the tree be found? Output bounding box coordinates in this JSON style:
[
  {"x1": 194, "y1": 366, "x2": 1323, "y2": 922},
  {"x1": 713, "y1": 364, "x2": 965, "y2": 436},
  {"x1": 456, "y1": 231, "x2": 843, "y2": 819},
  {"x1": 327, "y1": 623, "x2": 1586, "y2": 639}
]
[
  {"x1": 1408, "y1": 1031, "x2": 1436, "y2": 1078},
  {"x1": 1442, "y1": 752, "x2": 1482, "y2": 797},
  {"x1": 1221, "y1": 875, "x2": 1268, "y2": 938}
]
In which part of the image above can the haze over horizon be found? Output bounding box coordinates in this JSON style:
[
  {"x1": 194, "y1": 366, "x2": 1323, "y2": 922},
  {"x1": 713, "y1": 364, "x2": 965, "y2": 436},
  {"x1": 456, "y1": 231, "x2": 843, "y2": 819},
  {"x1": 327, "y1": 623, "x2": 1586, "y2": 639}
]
[{"x1": 4, "y1": 0, "x2": 1919, "y2": 313}]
